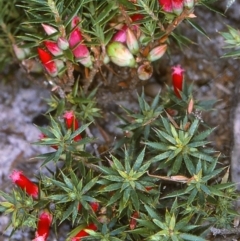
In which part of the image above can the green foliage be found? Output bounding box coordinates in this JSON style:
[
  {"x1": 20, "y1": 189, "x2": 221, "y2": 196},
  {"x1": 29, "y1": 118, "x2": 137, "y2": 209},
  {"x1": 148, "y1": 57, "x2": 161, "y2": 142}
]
[
  {"x1": 0, "y1": 0, "x2": 238, "y2": 241},
  {"x1": 221, "y1": 25, "x2": 240, "y2": 58}
]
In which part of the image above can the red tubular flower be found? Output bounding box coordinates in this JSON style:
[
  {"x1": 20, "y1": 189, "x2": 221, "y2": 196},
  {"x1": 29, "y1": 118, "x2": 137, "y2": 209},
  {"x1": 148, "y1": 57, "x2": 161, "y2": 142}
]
[
  {"x1": 69, "y1": 27, "x2": 92, "y2": 68},
  {"x1": 44, "y1": 41, "x2": 63, "y2": 56},
  {"x1": 37, "y1": 48, "x2": 58, "y2": 77},
  {"x1": 129, "y1": 211, "x2": 139, "y2": 230},
  {"x1": 10, "y1": 170, "x2": 38, "y2": 199},
  {"x1": 71, "y1": 223, "x2": 97, "y2": 241},
  {"x1": 33, "y1": 211, "x2": 53, "y2": 241},
  {"x1": 158, "y1": 0, "x2": 173, "y2": 12},
  {"x1": 171, "y1": 0, "x2": 184, "y2": 15},
  {"x1": 69, "y1": 28, "x2": 83, "y2": 48},
  {"x1": 63, "y1": 111, "x2": 82, "y2": 141},
  {"x1": 90, "y1": 202, "x2": 99, "y2": 212},
  {"x1": 63, "y1": 110, "x2": 75, "y2": 129},
  {"x1": 171, "y1": 65, "x2": 185, "y2": 99}
]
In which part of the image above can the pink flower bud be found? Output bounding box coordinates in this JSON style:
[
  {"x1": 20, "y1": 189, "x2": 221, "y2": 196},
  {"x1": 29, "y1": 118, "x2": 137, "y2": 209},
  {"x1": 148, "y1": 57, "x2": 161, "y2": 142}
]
[
  {"x1": 126, "y1": 28, "x2": 139, "y2": 55},
  {"x1": 12, "y1": 44, "x2": 26, "y2": 60},
  {"x1": 44, "y1": 41, "x2": 63, "y2": 56},
  {"x1": 10, "y1": 170, "x2": 38, "y2": 198},
  {"x1": 71, "y1": 223, "x2": 97, "y2": 241},
  {"x1": 112, "y1": 25, "x2": 128, "y2": 43},
  {"x1": 71, "y1": 16, "x2": 81, "y2": 29},
  {"x1": 137, "y1": 63, "x2": 153, "y2": 80},
  {"x1": 184, "y1": 0, "x2": 194, "y2": 8},
  {"x1": 172, "y1": 64, "x2": 185, "y2": 98},
  {"x1": 69, "y1": 28, "x2": 83, "y2": 48},
  {"x1": 158, "y1": 0, "x2": 173, "y2": 12},
  {"x1": 172, "y1": 0, "x2": 184, "y2": 15},
  {"x1": 147, "y1": 44, "x2": 167, "y2": 62},
  {"x1": 41, "y1": 24, "x2": 58, "y2": 36},
  {"x1": 57, "y1": 37, "x2": 69, "y2": 50},
  {"x1": 72, "y1": 44, "x2": 92, "y2": 68},
  {"x1": 33, "y1": 211, "x2": 52, "y2": 241},
  {"x1": 37, "y1": 48, "x2": 58, "y2": 77},
  {"x1": 107, "y1": 41, "x2": 136, "y2": 67}
]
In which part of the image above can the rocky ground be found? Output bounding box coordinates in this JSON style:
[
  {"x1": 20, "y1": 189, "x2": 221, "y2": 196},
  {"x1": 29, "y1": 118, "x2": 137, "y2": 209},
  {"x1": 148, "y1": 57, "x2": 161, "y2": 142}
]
[{"x1": 0, "y1": 1, "x2": 240, "y2": 240}]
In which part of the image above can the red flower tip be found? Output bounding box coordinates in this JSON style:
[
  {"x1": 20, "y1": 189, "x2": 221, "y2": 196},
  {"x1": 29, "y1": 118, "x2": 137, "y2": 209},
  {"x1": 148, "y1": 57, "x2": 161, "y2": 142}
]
[
  {"x1": 10, "y1": 170, "x2": 38, "y2": 199},
  {"x1": 63, "y1": 110, "x2": 74, "y2": 129},
  {"x1": 63, "y1": 111, "x2": 82, "y2": 141},
  {"x1": 37, "y1": 48, "x2": 52, "y2": 65},
  {"x1": 37, "y1": 48, "x2": 58, "y2": 77},
  {"x1": 44, "y1": 41, "x2": 63, "y2": 56},
  {"x1": 90, "y1": 202, "x2": 99, "y2": 212},
  {"x1": 71, "y1": 223, "x2": 97, "y2": 241},
  {"x1": 34, "y1": 211, "x2": 52, "y2": 241},
  {"x1": 130, "y1": 211, "x2": 139, "y2": 230},
  {"x1": 171, "y1": 65, "x2": 185, "y2": 99},
  {"x1": 158, "y1": 0, "x2": 173, "y2": 12},
  {"x1": 71, "y1": 16, "x2": 81, "y2": 29},
  {"x1": 130, "y1": 14, "x2": 144, "y2": 22}
]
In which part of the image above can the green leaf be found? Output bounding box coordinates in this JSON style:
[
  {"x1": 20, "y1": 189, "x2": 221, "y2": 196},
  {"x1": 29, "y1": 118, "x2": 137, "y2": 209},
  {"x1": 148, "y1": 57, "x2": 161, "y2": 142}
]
[
  {"x1": 70, "y1": 122, "x2": 92, "y2": 140},
  {"x1": 81, "y1": 176, "x2": 98, "y2": 194},
  {"x1": 179, "y1": 233, "x2": 206, "y2": 241},
  {"x1": 151, "y1": 151, "x2": 172, "y2": 163},
  {"x1": 100, "y1": 183, "x2": 122, "y2": 192},
  {"x1": 132, "y1": 148, "x2": 145, "y2": 171},
  {"x1": 222, "y1": 49, "x2": 240, "y2": 58},
  {"x1": 186, "y1": 19, "x2": 209, "y2": 40},
  {"x1": 111, "y1": 155, "x2": 125, "y2": 171}
]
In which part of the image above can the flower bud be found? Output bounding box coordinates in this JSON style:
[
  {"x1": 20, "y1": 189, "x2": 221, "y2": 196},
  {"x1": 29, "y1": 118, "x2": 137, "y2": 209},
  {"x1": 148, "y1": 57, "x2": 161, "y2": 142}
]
[
  {"x1": 10, "y1": 170, "x2": 38, "y2": 198},
  {"x1": 126, "y1": 28, "x2": 139, "y2": 55},
  {"x1": 69, "y1": 28, "x2": 83, "y2": 48},
  {"x1": 171, "y1": 64, "x2": 185, "y2": 98},
  {"x1": 41, "y1": 24, "x2": 58, "y2": 36},
  {"x1": 44, "y1": 41, "x2": 63, "y2": 56},
  {"x1": 147, "y1": 44, "x2": 167, "y2": 62},
  {"x1": 71, "y1": 16, "x2": 81, "y2": 29},
  {"x1": 137, "y1": 63, "x2": 153, "y2": 80},
  {"x1": 57, "y1": 37, "x2": 69, "y2": 50},
  {"x1": 90, "y1": 202, "x2": 100, "y2": 212},
  {"x1": 184, "y1": 0, "x2": 194, "y2": 9},
  {"x1": 130, "y1": 211, "x2": 139, "y2": 230},
  {"x1": 33, "y1": 211, "x2": 52, "y2": 241},
  {"x1": 71, "y1": 223, "x2": 97, "y2": 241},
  {"x1": 112, "y1": 25, "x2": 128, "y2": 43},
  {"x1": 107, "y1": 41, "x2": 136, "y2": 67},
  {"x1": 158, "y1": 0, "x2": 173, "y2": 12},
  {"x1": 37, "y1": 48, "x2": 58, "y2": 77},
  {"x1": 12, "y1": 44, "x2": 26, "y2": 60},
  {"x1": 63, "y1": 111, "x2": 82, "y2": 141},
  {"x1": 172, "y1": 0, "x2": 184, "y2": 15}
]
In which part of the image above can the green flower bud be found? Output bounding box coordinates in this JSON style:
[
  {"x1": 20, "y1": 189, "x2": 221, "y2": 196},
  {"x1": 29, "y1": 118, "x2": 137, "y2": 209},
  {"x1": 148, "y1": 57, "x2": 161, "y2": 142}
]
[
  {"x1": 126, "y1": 28, "x2": 139, "y2": 55},
  {"x1": 107, "y1": 41, "x2": 136, "y2": 67},
  {"x1": 147, "y1": 44, "x2": 167, "y2": 62}
]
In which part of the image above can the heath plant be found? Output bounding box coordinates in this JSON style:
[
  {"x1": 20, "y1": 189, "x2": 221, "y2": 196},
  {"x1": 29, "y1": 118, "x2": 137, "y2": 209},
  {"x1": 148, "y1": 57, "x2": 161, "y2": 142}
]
[{"x1": 0, "y1": 0, "x2": 238, "y2": 240}]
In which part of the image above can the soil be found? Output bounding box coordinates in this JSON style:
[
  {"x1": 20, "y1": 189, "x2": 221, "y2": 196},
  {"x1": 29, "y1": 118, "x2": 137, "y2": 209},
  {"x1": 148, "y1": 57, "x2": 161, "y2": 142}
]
[{"x1": 1, "y1": 2, "x2": 240, "y2": 240}]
